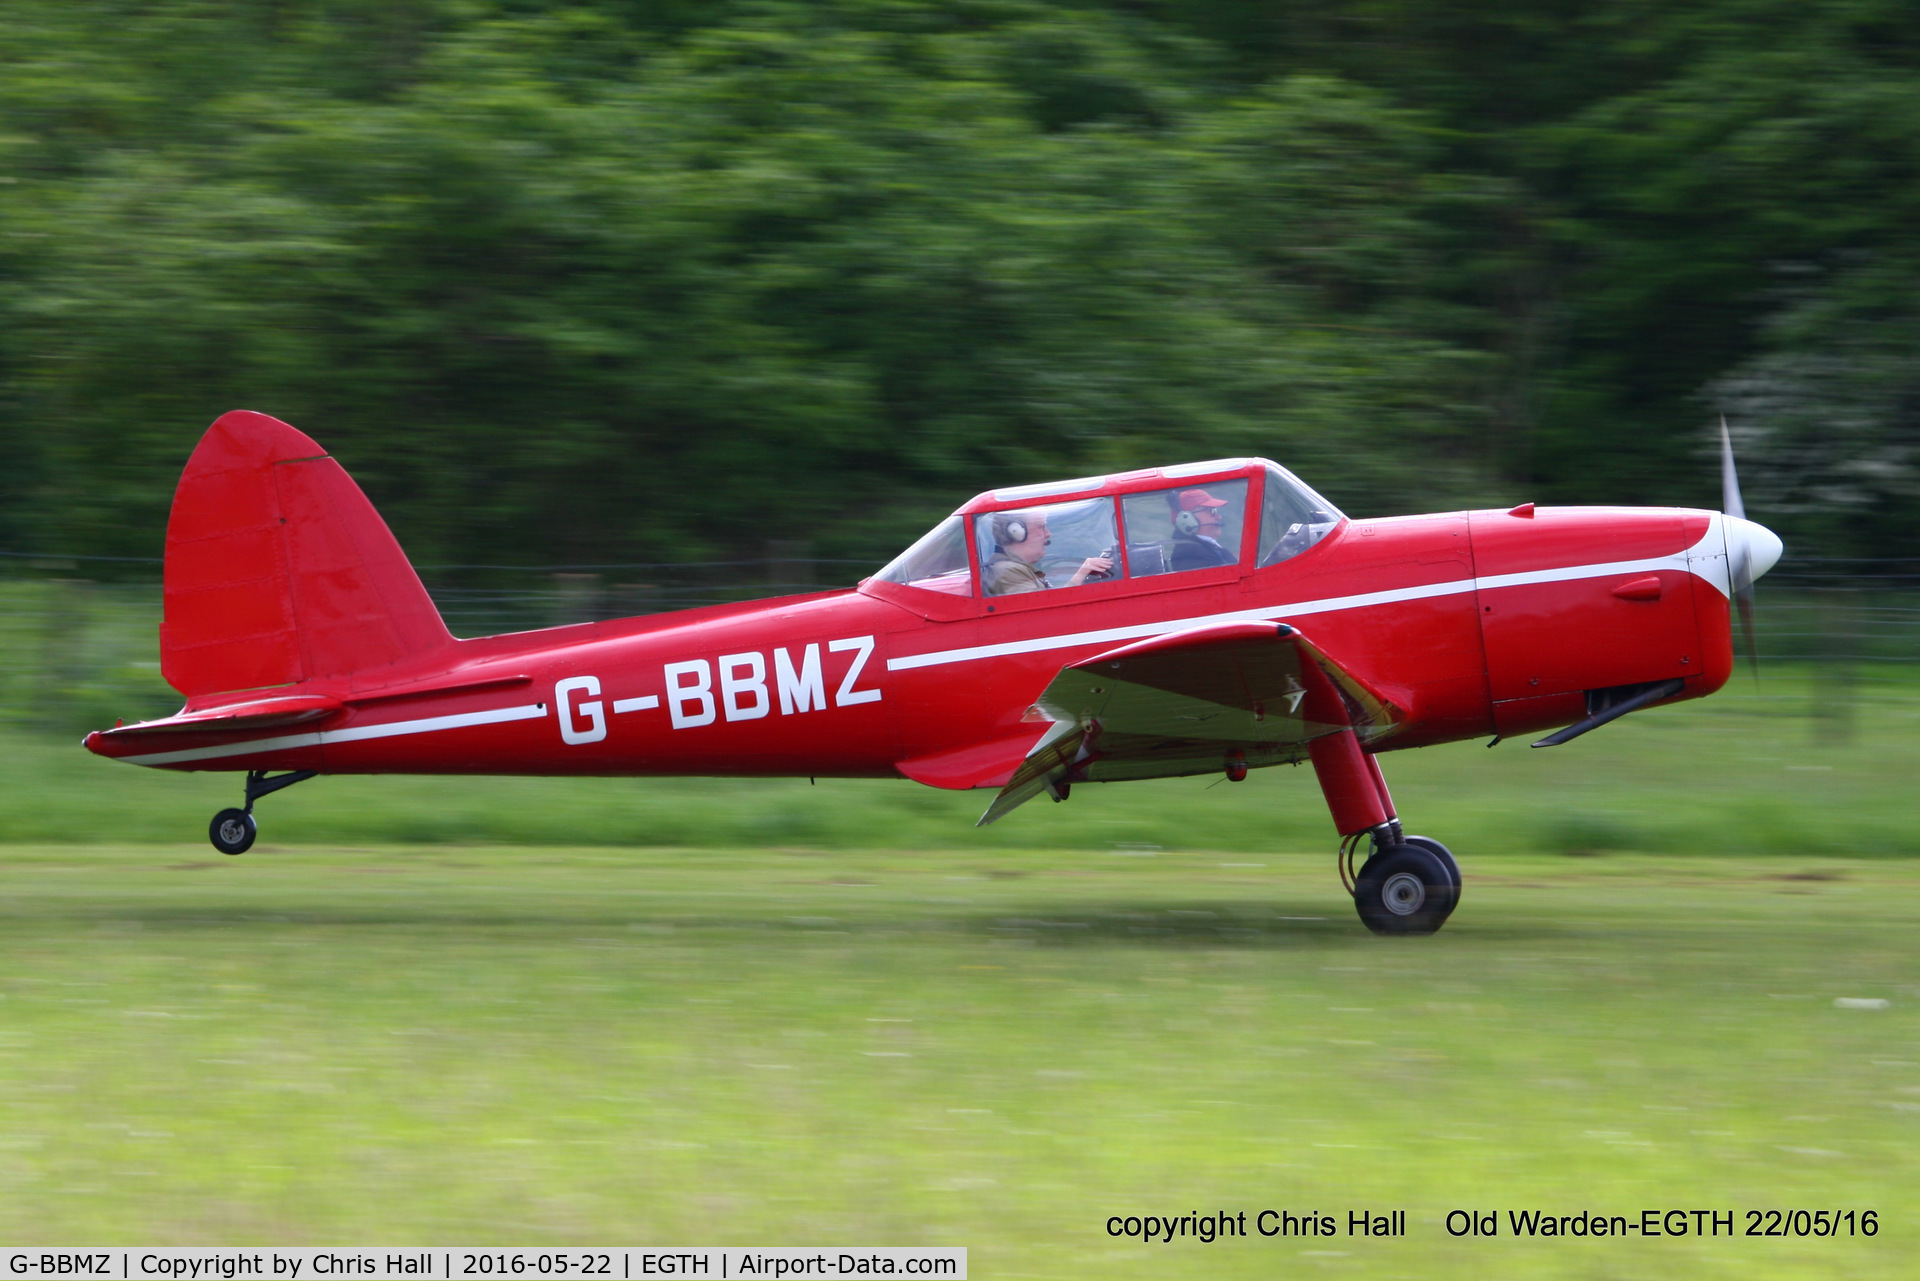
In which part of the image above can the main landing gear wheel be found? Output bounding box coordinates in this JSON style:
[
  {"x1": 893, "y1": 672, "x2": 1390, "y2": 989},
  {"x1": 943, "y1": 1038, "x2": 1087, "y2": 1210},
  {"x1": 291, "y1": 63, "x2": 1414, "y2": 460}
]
[
  {"x1": 209, "y1": 808, "x2": 256, "y2": 856},
  {"x1": 1401, "y1": 835, "x2": 1461, "y2": 900},
  {"x1": 1353, "y1": 844, "x2": 1456, "y2": 935}
]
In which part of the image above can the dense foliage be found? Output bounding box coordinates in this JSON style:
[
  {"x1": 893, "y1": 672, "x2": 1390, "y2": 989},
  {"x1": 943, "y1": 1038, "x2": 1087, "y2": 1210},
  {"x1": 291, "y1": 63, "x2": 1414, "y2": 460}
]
[{"x1": 2, "y1": 0, "x2": 1915, "y2": 567}]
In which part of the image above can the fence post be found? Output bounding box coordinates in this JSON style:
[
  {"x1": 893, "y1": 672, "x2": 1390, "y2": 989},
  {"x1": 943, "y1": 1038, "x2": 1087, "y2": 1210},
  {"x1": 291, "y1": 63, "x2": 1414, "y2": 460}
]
[
  {"x1": 766, "y1": 540, "x2": 815, "y2": 592},
  {"x1": 37, "y1": 578, "x2": 93, "y2": 730},
  {"x1": 1811, "y1": 585, "x2": 1856, "y2": 744},
  {"x1": 550, "y1": 572, "x2": 604, "y2": 626}
]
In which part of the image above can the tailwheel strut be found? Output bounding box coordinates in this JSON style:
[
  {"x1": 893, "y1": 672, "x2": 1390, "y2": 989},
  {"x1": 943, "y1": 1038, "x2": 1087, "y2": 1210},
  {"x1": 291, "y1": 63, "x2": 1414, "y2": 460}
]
[{"x1": 208, "y1": 769, "x2": 318, "y2": 856}]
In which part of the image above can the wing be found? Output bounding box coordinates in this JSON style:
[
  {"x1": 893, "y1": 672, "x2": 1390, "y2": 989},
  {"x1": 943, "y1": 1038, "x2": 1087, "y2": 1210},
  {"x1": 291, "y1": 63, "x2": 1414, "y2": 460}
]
[{"x1": 976, "y1": 621, "x2": 1403, "y2": 826}]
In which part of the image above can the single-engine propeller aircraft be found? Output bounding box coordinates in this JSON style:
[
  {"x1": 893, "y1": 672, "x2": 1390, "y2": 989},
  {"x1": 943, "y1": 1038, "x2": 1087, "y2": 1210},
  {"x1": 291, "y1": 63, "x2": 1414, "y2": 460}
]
[{"x1": 85, "y1": 411, "x2": 1784, "y2": 934}]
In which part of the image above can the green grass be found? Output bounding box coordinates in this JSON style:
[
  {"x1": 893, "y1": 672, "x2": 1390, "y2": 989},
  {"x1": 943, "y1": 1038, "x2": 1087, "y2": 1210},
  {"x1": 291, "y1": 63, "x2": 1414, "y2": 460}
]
[
  {"x1": 2, "y1": 667, "x2": 1917, "y2": 1273},
  {"x1": 0, "y1": 843, "x2": 1915, "y2": 1277},
  {"x1": 6, "y1": 665, "x2": 1915, "y2": 856}
]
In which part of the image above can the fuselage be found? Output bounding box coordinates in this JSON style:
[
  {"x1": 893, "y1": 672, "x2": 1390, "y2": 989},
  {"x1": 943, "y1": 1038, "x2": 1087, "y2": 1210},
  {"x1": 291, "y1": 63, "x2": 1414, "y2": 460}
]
[{"x1": 88, "y1": 486, "x2": 1748, "y2": 787}]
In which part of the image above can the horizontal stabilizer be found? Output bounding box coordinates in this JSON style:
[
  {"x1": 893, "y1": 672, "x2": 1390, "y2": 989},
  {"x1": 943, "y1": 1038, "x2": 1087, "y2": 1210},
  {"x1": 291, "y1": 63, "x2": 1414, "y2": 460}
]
[{"x1": 85, "y1": 694, "x2": 345, "y2": 746}]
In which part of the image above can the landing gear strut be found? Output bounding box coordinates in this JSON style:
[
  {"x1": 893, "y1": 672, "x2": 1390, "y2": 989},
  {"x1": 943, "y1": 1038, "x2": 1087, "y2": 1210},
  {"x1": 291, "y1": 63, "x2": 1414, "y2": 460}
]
[
  {"x1": 208, "y1": 769, "x2": 317, "y2": 855},
  {"x1": 1309, "y1": 729, "x2": 1460, "y2": 935}
]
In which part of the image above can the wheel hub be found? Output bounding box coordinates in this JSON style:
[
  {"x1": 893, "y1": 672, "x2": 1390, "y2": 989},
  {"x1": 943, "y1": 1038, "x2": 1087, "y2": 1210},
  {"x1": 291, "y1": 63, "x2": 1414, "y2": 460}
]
[
  {"x1": 218, "y1": 818, "x2": 247, "y2": 844},
  {"x1": 1381, "y1": 871, "x2": 1426, "y2": 916}
]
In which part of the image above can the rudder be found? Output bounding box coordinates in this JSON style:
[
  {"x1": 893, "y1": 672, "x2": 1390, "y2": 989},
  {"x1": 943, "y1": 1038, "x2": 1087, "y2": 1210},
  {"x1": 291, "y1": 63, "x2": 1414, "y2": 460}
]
[{"x1": 162, "y1": 411, "x2": 452, "y2": 697}]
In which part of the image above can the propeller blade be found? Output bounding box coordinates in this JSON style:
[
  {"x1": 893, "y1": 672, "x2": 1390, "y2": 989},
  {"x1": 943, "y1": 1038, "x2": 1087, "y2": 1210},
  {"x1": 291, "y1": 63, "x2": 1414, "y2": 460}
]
[
  {"x1": 1719, "y1": 415, "x2": 1746, "y2": 521},
  {"x1": 1734, "y1": 580, "x2": 1760, "y2": 674},
  {"x1": 1720, "y1": 415, "x2": 1760, "y2": 674}
]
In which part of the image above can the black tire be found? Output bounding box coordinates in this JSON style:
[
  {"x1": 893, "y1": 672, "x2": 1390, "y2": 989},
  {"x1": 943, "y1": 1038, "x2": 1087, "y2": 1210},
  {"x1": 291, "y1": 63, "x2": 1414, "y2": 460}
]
[
  {"x1": 1401, "y1": 835, "x2": 1462, "y2": 899},
  {"x1": 209, "y1": 808, "x2": 256, "y2": 856},
  {"x1": 1353, "y1": 844, "x2": 1455, "y2": 935}
]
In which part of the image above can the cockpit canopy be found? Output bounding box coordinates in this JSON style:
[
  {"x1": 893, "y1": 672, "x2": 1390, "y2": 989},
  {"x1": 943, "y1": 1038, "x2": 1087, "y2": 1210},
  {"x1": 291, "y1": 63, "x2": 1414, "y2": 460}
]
[{"x1": 874, "y1": 458, "x2": 1342, "y2": 598}]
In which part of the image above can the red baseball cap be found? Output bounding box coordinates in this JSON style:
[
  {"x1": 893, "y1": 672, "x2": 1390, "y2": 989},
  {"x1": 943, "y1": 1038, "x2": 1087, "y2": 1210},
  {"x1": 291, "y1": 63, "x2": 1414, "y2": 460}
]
[{"x1": 1176, "y1": 489, "x2": 1229, "y2": 511}]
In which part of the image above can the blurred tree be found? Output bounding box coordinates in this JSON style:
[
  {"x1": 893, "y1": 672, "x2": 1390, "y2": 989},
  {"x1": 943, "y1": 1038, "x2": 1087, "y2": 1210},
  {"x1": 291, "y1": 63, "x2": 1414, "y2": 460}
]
[
  {"x1": 1128, "y1": 0, "x2": 1920, "y2": 545},
  {"x1": 4, "y1": 0, "x2": 1915, "y2": 572},
  {"x1": 1710, "y1": 252, "x2": 1920, "y2": 559},
  {"x1": 1, "y1": 0, "x2": 1505, "y2": 568},
  {"x1": 1513, "y1": 1, "x2": 1920, "y2": 520}
]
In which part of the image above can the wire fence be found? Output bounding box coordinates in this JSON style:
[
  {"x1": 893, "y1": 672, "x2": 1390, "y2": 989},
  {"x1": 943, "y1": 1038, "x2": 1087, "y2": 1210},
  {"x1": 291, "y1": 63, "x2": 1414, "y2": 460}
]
[
  {"x1": 3, "y1": 555, "x2": 1914, "y2": 735},
  {"x1": 0, "y1": 546, "x2": 880, "y2": 635}
]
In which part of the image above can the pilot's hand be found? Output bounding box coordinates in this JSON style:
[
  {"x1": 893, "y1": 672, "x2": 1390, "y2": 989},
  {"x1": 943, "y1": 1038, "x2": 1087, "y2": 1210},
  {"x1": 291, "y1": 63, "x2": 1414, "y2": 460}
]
[{"x1": 1072, "y1": 555, "x2": 1115, "y2": 585}]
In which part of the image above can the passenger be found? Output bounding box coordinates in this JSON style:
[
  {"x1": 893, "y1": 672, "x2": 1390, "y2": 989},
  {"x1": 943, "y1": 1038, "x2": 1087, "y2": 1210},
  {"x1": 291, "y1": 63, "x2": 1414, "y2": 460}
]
[
  {"x1": 1168, "y1": 489, "x2": 1237, "y2": 571},
  {"x1": 983, "y1": 512, "x2": 1114, "y2": 595}
]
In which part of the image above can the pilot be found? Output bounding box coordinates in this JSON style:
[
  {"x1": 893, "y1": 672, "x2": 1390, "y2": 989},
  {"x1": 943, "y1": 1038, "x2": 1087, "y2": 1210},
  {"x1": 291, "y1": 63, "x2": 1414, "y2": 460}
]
[
  {"x1": 1168, "y1": 489, "x2": 1237, "y2": 571},
  {"x1": 983, "y1": 511, "x2": 1114, "y2": 595}
]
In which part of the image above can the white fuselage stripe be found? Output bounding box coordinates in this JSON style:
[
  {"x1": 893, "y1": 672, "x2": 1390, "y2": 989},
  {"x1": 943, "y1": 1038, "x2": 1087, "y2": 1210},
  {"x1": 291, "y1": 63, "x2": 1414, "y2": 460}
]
[
  {"x1": 119, "y1": 524, "x2": 1731, "y2": 762},
  {"x1": 122, "y1": 702, "x2": 549, "y2": 766},
  {"x1": 887, "y1": 534, "x2": 1722, "y2": 673},
  {"x1": 886, "y1": 580, "x2": 1475, "y2": 672}
]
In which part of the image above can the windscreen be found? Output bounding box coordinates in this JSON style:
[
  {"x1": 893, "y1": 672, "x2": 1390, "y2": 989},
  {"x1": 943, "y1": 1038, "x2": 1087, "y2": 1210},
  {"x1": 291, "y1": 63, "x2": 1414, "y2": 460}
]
[
  {"x1": 1257, "y1": 465, "x2": 1343, "y2": 568},
  {"x1": 874, "y1": 515, "x2": 972, "y2": 595}
]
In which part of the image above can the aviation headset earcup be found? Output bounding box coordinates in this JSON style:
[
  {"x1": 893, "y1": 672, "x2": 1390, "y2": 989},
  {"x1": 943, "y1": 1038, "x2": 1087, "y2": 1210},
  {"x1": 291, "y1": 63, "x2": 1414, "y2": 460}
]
[
  {"x1": 1005, "y1": 519, "x2": 1026, "y2": 544},
  {"x1": 1173, "y1": 510, "x2": 1200, "y2": 536}
]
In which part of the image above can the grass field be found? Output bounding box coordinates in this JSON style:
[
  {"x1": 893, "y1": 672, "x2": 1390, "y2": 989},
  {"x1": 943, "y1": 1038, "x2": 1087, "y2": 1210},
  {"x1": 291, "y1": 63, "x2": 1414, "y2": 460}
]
[
  {"x1": 5, "y1": 666, "x2": 1918, "y2": 857},
  {"x1": 0, "y1": 670, "x2": 1916, "y2": 1274},
  {"x1": 0, "y1": 845, "x2": 1915, "y2": 1276}
]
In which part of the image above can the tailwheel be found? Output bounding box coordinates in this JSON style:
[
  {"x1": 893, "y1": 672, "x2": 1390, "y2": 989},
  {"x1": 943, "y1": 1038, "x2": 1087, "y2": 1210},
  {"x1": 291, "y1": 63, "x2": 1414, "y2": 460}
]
[
  {"x1": 205, "y1": 769, "x2": 317, "y2": 855},
  {"x1": 209, "y1": 808, "x2": 256, "y2": 856},
  {"x1": 1352, "y1": 843, "x2": 1456, "y2": 935}
]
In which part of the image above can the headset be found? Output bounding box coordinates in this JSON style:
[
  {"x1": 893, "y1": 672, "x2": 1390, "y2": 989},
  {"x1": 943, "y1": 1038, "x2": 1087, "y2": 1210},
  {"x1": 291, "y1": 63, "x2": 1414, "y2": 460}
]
[
  {"x1": 1173, "y1": 502, "x2": 1223, "y2": 537},
  {"x1": 993, "y1": 515, "x2": 1028, "y2": 545}
]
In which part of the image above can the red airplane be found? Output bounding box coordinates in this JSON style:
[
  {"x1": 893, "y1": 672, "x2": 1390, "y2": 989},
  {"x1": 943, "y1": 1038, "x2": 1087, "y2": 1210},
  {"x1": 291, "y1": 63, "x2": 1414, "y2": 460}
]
[{"x1": 84, "y1": 411, "x2": 1783, "y2": 934}]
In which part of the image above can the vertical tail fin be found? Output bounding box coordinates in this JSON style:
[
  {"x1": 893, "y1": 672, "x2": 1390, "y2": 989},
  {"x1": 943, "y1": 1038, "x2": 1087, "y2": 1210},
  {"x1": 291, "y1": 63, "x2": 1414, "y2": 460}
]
[{"x1": 161, "y1": 411, "x2": 452, "y2": 698}]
